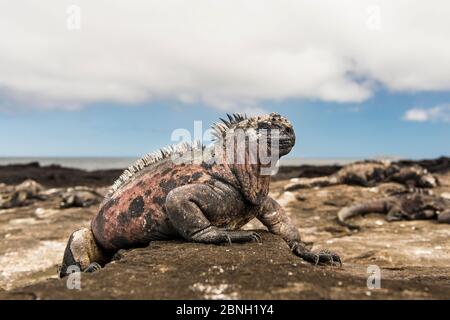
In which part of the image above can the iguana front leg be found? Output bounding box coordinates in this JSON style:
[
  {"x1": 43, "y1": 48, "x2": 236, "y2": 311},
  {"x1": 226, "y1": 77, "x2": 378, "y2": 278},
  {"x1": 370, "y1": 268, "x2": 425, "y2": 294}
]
[
  {"x1": 257, "y1": 197, "x2": 341, "y2": 266},
  {"x1": 165, "y1": 184, "x2": 261, "y2": 244}
]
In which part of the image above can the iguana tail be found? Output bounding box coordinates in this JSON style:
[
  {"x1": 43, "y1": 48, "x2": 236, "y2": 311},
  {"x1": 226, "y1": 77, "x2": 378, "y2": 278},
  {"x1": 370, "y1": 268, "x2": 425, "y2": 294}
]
[{"x1": 337, "y1": 199, "x2": 388, "y2": 230}]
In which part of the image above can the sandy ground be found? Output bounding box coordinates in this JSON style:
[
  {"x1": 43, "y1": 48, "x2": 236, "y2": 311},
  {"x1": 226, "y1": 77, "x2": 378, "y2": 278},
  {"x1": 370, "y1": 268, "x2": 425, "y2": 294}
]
[{"x1": 0, "y1": 165, "x2": 449, "y2": 299}]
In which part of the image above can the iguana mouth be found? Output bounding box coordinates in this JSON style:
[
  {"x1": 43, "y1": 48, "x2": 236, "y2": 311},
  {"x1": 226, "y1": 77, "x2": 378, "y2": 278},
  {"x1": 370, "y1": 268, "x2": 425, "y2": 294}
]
[
  {"x1": 278, "y1": 137, "x2": 295, "y2": 156},
  {"x1": 279, "y1": 137, "x2": 294, "y2": 146},
  {"x1": 421, "y1": 175, "x2": 438, "y2": 188}
]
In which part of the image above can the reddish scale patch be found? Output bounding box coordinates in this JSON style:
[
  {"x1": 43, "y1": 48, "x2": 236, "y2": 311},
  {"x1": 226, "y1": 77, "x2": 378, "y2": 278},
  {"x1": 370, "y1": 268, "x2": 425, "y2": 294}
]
[{"x1": 92, "y1": 160, "x2": 212, "y2": 251}]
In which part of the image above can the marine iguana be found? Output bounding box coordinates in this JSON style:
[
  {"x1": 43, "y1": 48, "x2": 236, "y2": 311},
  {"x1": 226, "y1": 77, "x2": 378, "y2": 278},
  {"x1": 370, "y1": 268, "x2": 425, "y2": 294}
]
[
  {"x1": 59, "y1": 187, "x2": 103, "y2": 209},
  {"x1": 337, "y1": 192, "x2": 450, "y2": 230},
  {"x1": 59, "y1": 113, "x2": 341, "y2": 277},
  {"x1": 0, "y1": 180, "x2": 45, "y2": 209},
  {"x1": 284, "y1": 161, "x2": 438, "y2": 191}
]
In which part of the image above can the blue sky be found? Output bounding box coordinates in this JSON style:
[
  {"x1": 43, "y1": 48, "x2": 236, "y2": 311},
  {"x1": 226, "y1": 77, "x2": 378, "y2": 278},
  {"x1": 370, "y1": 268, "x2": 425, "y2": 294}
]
[
  {"x1": 0, "y1": 1, "x2": 449, "y2": 159},
  {"x1": 1, "y1": 89, "x2": 449, "y2": 158}
]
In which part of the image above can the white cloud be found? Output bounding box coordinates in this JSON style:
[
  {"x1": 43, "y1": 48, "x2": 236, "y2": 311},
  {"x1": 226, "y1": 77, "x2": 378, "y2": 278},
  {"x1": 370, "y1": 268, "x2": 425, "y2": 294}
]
[
  {"x1": 0, "y1": 0, "x2": 450, "y2": 112},
  {"x1": 403, "y1": 109, "x2": 429, "y2": 122},
  {"x1": 403, "y1": 105, "x2": 450, "y2": 123}
]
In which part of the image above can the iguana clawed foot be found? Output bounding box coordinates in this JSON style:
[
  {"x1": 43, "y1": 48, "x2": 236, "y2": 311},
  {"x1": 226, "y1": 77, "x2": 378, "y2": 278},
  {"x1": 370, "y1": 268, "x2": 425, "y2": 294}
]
[
  {"x1": 291, "y1": 242, "x2": 342, "y2": 266},
  {"x1": 191, "y1": 226, "x2": 261, "y2": 244},
  {"x1": 84, "y1": 262, "x2": 102, "y2": 273},
  {"x1": 224, "y1": 230, "x2": 262, "y2": 245}
]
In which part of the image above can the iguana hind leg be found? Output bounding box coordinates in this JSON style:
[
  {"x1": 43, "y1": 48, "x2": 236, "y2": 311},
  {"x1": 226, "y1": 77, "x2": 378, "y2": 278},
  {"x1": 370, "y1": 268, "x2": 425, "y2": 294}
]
[
  {"x1": 59, "y1": 228, "x2": 109, "y2": 278},
  {"x1": 165, "y1": 184, "x2": 261, "y2": 244},
  {"x1": 189, "y1": 226, "x2": 261, "y2": 244}
]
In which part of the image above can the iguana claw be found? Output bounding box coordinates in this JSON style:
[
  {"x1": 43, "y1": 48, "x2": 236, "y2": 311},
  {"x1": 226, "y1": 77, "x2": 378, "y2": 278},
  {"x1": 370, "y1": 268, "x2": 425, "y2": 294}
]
[
  {"x1": 251, "y1": 232, "x2": 262, "y2": 243},
  {"x1": 291, "y1": 242, "x2": 342, "y2": 266},
  {"x1": 84, "y1": 262, "x2": 102, "y2": 273},
  {"x1": 309, "y1": 250, "x2": 341, "y2": 266}
]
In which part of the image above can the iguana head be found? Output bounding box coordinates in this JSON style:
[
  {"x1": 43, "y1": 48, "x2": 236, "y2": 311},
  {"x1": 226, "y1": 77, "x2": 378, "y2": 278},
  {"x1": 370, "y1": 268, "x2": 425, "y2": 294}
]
[
  {"x1": 212, "y1": 112, "x2": 295, "y2": 204},
  {"x1": 397, "y1": 165, "x2": 439, "y2": 188},
  {"x1": 401, "y1": 193, "x2": 446, "y2": 220},
  {"x1": 212, "y1": 112, "x2": 296, "y2": 158},
  {"x1": 417, "y1": 168, "x2": 439, "y2": 188}
]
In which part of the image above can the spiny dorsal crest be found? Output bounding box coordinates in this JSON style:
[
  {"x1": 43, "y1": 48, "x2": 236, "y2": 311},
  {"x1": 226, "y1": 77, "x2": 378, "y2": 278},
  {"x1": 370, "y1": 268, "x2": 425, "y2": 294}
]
[
  {"x1": 211, "y1": 113, "x2": 248, "y2": 140},
  {"x1": 211, "y1": 112, "x2": 287, "y2": 141},
  {"x1": 105, "y1": 140, "x2": 203, "y2": 200},
  {"x1": 106, "y1": 112, "x2": 285, "y2": 200}
]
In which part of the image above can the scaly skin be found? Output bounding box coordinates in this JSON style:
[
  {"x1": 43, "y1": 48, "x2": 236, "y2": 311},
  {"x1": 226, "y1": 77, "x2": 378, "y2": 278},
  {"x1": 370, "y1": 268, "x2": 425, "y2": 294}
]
[
  {"x1": 59, "y1": 113, "x2": 341, "y2": 277},
  {"x1": 0, "y1": 180, "x2": 45, "y2": 209},
  {"x1": 284, "y1": 161, "x2": 439, "y2": 191},
  {"x1": 337, "y1": 192, "x2": 450, "y2": 230}
]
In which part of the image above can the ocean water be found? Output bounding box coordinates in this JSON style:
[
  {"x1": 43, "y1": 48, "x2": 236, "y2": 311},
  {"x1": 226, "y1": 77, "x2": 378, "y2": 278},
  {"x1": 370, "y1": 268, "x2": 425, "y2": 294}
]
[
  {"x1": 0, "y1": 157, "x2": 362, "y2": 171},
  {"x1": 0, "y1": 157, "x2": 136, "y2": 171}
]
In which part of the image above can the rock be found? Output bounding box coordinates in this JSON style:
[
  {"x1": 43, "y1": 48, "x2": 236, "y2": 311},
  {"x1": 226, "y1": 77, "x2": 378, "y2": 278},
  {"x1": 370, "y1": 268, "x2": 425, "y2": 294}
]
[
  {"x1": 0, "y1": 163, "x2": 123, "y2": 188},
  {"x1": 1, "y1": 231, "x2": 450, "y2": 299},
  {"x1": 272, "y1": 164, "x2": 342, "y2": 181},
  {"x1": 276, "y1": 191, "x2": 296, "y2": 207},
  {"x1": 34, "y1": 208, "x2": 61, "y2": 219},
  {"x1": 441, "y1": 192, "x2": 450, "y2": 200},
  {"x1": 396, "y1": 156, "x2": 450, "y2": 174}
]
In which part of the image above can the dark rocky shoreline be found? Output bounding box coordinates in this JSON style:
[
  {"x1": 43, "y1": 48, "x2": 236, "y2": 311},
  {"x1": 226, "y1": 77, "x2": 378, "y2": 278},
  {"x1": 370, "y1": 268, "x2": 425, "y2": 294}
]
[
  {"x1": 1, "y1": 156, "x2": 449, "y2": 187},
  {"x1": 0, "y1": 162, "x2": 122, "y2": 188}
]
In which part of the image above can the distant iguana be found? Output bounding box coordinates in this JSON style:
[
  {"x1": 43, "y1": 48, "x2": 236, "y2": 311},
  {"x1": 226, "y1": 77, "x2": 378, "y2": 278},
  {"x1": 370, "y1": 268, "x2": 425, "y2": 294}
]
[
  {"x1": 284, "y1": 161, "x2": 438, "y2": 191},
  {"x1": 59, "y1": 187, "x2": 103, "y2": 209},
  {"x1": 0, "y1": 180, "x2": 45, "y2": 209},
  {"x1": 337, "y1": 192, "x2": 450, "y2": 230},
  {"x1": 59, "y1": 113, "x2": 341, "y2": 277}
]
